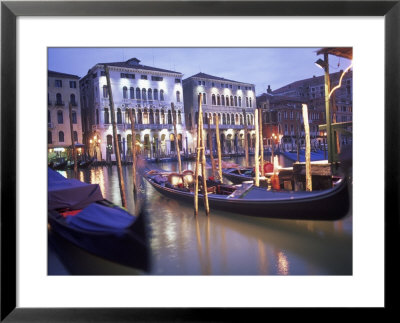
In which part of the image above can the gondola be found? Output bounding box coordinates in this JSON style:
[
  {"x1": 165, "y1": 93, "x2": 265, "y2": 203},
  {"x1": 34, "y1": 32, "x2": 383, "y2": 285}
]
[
  {"x1": 48, "y1": 168, "x2": 149, "y2": 272},
  {"x1": 144, "y1": 168, "x2": 350, "y2": 221},
  {"x1": 221, "y1": 162, "x2": 275, "y2": 184}
]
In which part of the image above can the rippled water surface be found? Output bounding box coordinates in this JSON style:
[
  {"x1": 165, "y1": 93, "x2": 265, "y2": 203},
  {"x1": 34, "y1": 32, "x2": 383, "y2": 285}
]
[{"x1": 57, "y1": 156, "x2": 352, "y2": 275}]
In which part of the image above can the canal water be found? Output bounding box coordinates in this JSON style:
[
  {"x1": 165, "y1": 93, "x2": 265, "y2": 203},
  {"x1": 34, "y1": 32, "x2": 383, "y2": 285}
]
[{"x1": 53, "y1": 155, "x2": 352, "y2": 276}]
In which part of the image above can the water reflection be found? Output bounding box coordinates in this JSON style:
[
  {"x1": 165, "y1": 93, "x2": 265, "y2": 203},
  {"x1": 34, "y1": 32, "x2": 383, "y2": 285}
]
[{"x1": 60, "y1": 156, "x2": 352, "y2": 275}]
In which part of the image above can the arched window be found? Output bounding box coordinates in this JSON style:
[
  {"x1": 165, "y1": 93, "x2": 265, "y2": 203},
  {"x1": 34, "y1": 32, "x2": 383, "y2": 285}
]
[
  {"x1": 223, "y1": 113, "x2": 226, "y2": 124},
  {"x1": 142, "y1": 88, "x2": 147, "y2": 101},
  {"x1": 203, "y1": 93, "x2": 207, "y2": 104},
  {"x1": 136, "y1": 87, "x2": 141, "y2": 99},
  {"x1": 246, "y1": 97, "x2": 249, "y2": 107},
  {"x1": 167, "y1": 110, "x2": 172, "y2": 124},
  {"x1": 231, "y1": 113, "x2": 234, "y2": 125},
  {"x1": 56, "y1": 93, "x2": 63, "y2": 105},
  {"x1": 178, "y1": 110, "x2": 182, "y2": 124},
  {"x1": 160, "y1": 109, "x2": 165, "y2": 124},
  {"x1": 212, "y1": 94, "x2": 216, "y2": 105},
  {"x1": 234, "y1": 96, "x2": 238, "y2": 106},
  {"x1": 137, "y1": 109, "x2": 143, "y2": 124},
  {"x1": 148, "y1": 89, "x2": 153, "y2": 100},
  {"x1": 57, "y1": 110, "x2": 63, "y2": 124},
  {"x1": 103, "y1": 85, "x2": 108, "y2": 98},
  {"x1": 123, "y1": 86, "x2": 128, "y2": 99},
  {"x1": 238, "y1": 96, "x2": 242, "y2": 107},
  {"x1": 104, "y1": 108, "x2": 110, "y2": 124},
  {"x1": 221, "y1": 95, "x2": 225, "y2": 106},
  {"x1": 160, "y1": 90, "x2": 164, "y2": 101},
  {"x1": 73, "y1": 131, "x2": 78, "y2": 142},
  {"x1": 149, "y1": 109, "x2": 154, "y2": 124},
  {"x1": 143, "y1": 109, "x2": 149, "y2": 124},
  {"x1": 71, "y1": 111, "x2": 77, "y2": 124},
  {"x1": 154, "y1": 89, "x2": 158, "y2": 100},
  {"x1": 240, "y1": 115, "x2": 243, "y2": 125},
  {"x1": 176, "y1": 91, "x2": 181, "y2": 102},
  {"x1": 117, "y1": 108, "x2": 122, "y2": 124},
  {"x1": 195, "y1": 112, "x2": 199, "y2": 124},
  {"x1": 249, "y1": 98, "x2": 252, "y2": 107},
  {"x1": 107, "y1": 135, "x2": 113, "y2": 153},
  {"x1": 58, "y1": 131, "x2": 64, "y2": 142},
  {"x1": 70, "y1": 94, "x2": 76, "y2": 105},
  {"x1": 226, "y1": 96, "x2": 229, "y2": 106},
  {"x1": 96, "y1": 109, "x2": 99, "y2": 124},
  {"x1": 130, "y1": 87, "x2": 134, "y2": 99},
  {"x1": 230, "y1": 96, "x2": 234, "y2": 106},
  {"x1": 155, "y1": 109, "x2": 160, "y2": 124},
  {"x1": 217, "y1": 95, "x2": 221, "y2": 105},
  {"x1": 48, "y1": 131, "x2": 52, "y2": 144},
  {"x1": 48, "y1": 110, "x2": 51, "y2": 123}
]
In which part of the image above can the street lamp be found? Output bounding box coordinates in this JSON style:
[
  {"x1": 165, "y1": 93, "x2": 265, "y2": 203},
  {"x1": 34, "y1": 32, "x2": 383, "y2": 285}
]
[
  {"x1": 271, "y1": 132, "x2": 278, "y2": 162},
  {"x1": 323, "y1": 131, "x2": 327, "y2": 160}
]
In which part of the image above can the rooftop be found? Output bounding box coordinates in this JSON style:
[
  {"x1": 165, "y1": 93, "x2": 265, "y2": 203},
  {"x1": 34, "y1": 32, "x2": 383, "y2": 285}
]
[
  {"x1": 48, "y1": 70, "x2": 80, "y2": 79},
  {"x1": 185, "y1": 72, "x2": 254, "y2": 86},
  {"x1": 96, "y1": 57, "x2": 182, "y2": 75}
]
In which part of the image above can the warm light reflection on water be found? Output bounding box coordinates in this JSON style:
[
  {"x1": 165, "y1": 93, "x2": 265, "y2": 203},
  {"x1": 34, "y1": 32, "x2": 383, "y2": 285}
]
[{"x1": 61, "y1": 156, "x2": 352, "y2": 275}]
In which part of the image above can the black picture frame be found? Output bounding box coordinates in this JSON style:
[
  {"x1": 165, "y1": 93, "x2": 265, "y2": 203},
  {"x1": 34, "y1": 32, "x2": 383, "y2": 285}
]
[{"x1": 1, "y1": 1, "x2": 398, "y2": 321}]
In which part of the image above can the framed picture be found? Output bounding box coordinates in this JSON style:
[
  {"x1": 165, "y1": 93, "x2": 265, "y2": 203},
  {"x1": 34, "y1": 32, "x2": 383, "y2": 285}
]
[{"x1": 2, "y1": 0, "x2": 398, "y2": 320}]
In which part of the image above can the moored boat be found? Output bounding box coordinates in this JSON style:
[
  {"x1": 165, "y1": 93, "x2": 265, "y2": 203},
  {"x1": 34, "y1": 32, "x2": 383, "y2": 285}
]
[
  {"x1": 48, "y1": 168, "x2": 150, "y2": 272},
  {"x1": 144, "y1": 168, "x2": 350, "y2": 221}
]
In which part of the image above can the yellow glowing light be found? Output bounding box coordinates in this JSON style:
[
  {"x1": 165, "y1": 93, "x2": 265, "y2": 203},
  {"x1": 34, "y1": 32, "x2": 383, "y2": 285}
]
[
  {"x1": 328, "y1": 61, "x2": 353, "y2": 99},
  {"x1": 94, "y1": 135, "x2": 97, "y2": 140},
  {"x1": 90, "y1": 139, "x2": 93, "y2": 144},
  {"x1": 98, "y1": 139, "x2": 101, "y2": 143}
]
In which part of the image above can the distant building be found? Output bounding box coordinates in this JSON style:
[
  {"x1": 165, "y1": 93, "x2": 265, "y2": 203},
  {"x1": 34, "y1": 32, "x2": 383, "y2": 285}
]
[
  {"x1": 183, "y1": 72, "x2": 256, "y2": 154},
  {"x1": 48, "y1": 70, "x2": 83, "y2": 160},
  {"x1": 79, "y1": 58, "x2": 185, "y2": 161},
  {"x1": 257, "y1": 70, "x2": 352, "y2": 152}
]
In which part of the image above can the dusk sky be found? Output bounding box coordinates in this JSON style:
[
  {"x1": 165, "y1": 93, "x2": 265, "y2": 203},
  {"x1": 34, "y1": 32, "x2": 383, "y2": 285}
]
[{"x1": 48, "y1": 47, "x2": 352, "y2": 94}]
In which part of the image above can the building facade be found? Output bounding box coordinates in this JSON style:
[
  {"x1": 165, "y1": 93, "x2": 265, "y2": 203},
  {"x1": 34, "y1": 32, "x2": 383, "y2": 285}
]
[
  {"x1": 258, "y1": 69, "x2": 353, "y2": 152},
  {"x1": 183, "y1": 73, "x2": 256, "y2": 154},
  {"x1": 48, "y1": 70, "x2": 83, "y2": 161},
  {"x1": 79, "y1": 58, "x2": 185, "y2": 161}
]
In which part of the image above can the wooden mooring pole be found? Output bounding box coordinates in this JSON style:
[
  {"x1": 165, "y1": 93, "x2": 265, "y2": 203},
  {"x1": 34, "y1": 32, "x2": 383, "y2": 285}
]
[
  {"x1": 105, "y1": 64, "x2": 127, "y2": 207},
  {"x1": 68, "y1": 102, "x2": 78, "y2": 178},
  {"x1": 254, "y1": 109, "x2": 260, "y2": 186},
  {"x1": 171, "y1": 103, "x2": 182, "y2": 174},
  {"x1": 243, "y1": 109, "x2": 249, "y2": 167},
  {"x1": 258, "y1": 108, "x2": 265, "y2": 177},
  {"x1": 128, "y1": 108, "x2": 137, "y2": 195},
  {"x1": 215, "y1": 114, "x2": 222, "y2": 183},
  {"x1": 302, "y1": 104, "x2": 312, "y2": 192},
  {"x1": 207, "y1": 116, "x2": 216, "y2": 179}
]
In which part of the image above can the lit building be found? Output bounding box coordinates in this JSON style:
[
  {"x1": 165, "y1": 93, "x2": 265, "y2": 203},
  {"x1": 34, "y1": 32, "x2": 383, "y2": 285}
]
[
  {"x1": 79, "y1": 58, "x2": 185, "y2": 161},
  {"x1": 48, "y1": 70, "x2": 83, "y2": 160},
  {"x1": 258, "y1": 69, "x2": 353, "y2": 151},
  {"x1": 183, "y1": 72, "x2": 256, "y2": 154}
]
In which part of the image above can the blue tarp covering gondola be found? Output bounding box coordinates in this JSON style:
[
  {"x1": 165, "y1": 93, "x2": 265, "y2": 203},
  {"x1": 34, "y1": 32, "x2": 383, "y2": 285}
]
[{"x1": 48, "y1": 168, "x2": 103, "y2": 210}]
